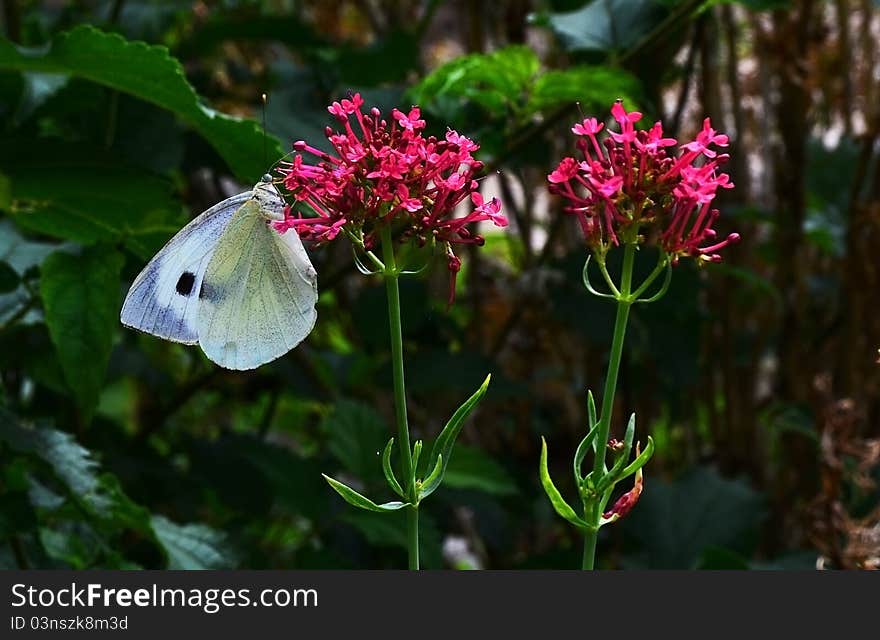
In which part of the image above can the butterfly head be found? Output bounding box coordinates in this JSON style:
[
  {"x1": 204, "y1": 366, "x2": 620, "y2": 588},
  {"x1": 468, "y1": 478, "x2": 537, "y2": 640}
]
[{"x1": 252, "y1": 175, "x2": 285, "y2": 221}]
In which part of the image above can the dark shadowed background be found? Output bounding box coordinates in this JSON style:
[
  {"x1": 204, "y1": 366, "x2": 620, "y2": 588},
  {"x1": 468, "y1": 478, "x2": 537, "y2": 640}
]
[{"x1": 0, "y1": 0, "x2": 877, "y2": 570}]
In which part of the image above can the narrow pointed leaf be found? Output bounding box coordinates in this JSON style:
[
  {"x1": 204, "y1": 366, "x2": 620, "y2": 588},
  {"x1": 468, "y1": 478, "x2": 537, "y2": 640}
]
[
  {"x1": 381, "y1": 438, "x2": 405, "y2": 498},
  {"x1": 598, "y1": 413, "x2": 637, "y2": 492},
  {"x1": 418, "y1": 454, "x2": 444, "y2": 500},
  {"x1": 540, "y1": 438, "x2": 591, "y2": 530},
  {"x1": 322, "y1": 474, "x2": 408, "y2": 512},
  {"x1": 573, "y1": 418, "x2": 603, "y2": 484},
  {"x1": 425, "y1": 374, "x2": 491, "y2": 487},
  {"x1": 587, "y1": 390, "x2": 597, "y2": 429},
  {"x1": 412, "y1": 440, "x2": 423, "y2": 475},
  {"x1": 617, "y1": 436, "x2": 655, "y2": 481}
]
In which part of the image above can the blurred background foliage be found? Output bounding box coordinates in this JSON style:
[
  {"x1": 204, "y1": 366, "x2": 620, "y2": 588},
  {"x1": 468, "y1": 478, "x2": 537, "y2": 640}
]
[{"x1": 0, "y1": 0, "x2": 878, "y2": 570}]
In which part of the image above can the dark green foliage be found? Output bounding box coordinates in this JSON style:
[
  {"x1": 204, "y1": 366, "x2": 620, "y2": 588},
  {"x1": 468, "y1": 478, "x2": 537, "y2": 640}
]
[{"x1": 0, "y1": 1, "x2": 868, "y2": 570}]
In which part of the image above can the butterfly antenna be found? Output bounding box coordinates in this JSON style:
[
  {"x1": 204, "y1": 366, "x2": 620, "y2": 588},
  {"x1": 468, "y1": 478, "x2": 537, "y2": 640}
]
[{"x1": 261, "y1": 92, "x2": 268, "y2": 170}]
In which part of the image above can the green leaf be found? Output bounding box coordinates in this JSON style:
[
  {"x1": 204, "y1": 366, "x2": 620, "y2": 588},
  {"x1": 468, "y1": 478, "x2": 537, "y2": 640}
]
[
  {"x1": 381, "y1": 438, "x2": 405, "y2": 498},
  {"x1": 528, "y1": 66, "x2": 642, "y2": 115},
  {"x1": 2, "y1": 146, "x2": 183, "y2": 259},
  {"x1": 573, "y1": 417, "x2": 603, "y2": 484},
  {"x1": 0, "y1": 171, "x2": 10, "y2": 209},
  {"x1": 539, "y1": 438, "x2": 590, "y2": 530},
  {"x1": 539, "y1": 0, "x2": 669, "y2": 54},
  {"x1": 0, "y1": 407, "x2": 109, "y2": 514},
  {"x1": 418, "y1": 454, "x2": 444, "y2": 500},
  {"x1": 0, "y1": 25, "x2": 279, "y2": 181},
  {"x1": 40, "y1": 246, "x2": 124, "y2": 421},
  {"x1": 150, "y1": 515, "x2": 234, "y2": 570},
  {"x1": 410, "y1": 46, "x2": 540, "y2": 120},
  {"x1": 322, "y1": 474, "x2": 409, "y2": 513},
  {"x1": 441, "y1": 444, "x2": 518, "y2": 496},
  {"x1": 425, "y1": 374, "x2": 491, "y2": 491},
  {"x1": 617, "y1": 435, "x2": 654, "y2": 481},
  {"x1": 597, "y1": 413, "x2": 638, "y2": 491},
  {"x1": 323, "y1": 400, "x2": 389, "y2": 485},
  {"x1": 0, "y1": 261, "x2": 19, "y2": 293},
  {"x1": 587, "y1": 390, "x2": 597, "y2": 429},
  {"x1": 621, "y1": 465, "x2": 766, "y2": 568},
  {"x1": 411, "y1": 439, "x2": 423, "y2": 474},
  {"x1": 695, "y1": 546, "x2": 751, "y2": 570}
]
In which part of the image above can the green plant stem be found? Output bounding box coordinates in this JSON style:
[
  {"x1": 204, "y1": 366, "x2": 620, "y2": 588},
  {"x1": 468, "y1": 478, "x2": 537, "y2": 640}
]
[
  {"x1": 582, "y1": 242, "x2": 636, "y2": 569},
  {"x1": 380, "y1": 226, "x2": 419, "y2": 570}
]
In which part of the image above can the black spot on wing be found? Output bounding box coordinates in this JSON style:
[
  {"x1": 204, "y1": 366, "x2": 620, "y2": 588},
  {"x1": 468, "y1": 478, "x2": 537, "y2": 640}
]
[
  {"x1": 176, "y1": 271, "x2": 196, "y2": 296},
  {"x1": 199, "y1": 279, "x2": 222, "y2": 302}
]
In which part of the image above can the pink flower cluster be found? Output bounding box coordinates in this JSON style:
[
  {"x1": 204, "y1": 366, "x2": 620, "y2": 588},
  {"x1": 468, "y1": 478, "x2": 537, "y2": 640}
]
[
  {"x1": 548, "y1": 101, "x2": 739, "y2": 263},
  {"x1": 274, "y1": 93, "x2": 506, "y2": 301}
]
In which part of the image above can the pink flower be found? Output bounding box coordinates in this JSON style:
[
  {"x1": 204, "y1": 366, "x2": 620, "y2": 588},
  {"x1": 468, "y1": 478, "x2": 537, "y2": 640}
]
[
  {"x1": 277, "y1": 93, "x2": 506, "y2": 303},
  {"x1": 572, "y1": 118, "x2": 604, "y2": 136},
  {"x1": 547, "y1": 101, "x2": 738, "y2": 263},
  {"x1": 548, "y1": 157, "x2": 579, "y2": 184}
]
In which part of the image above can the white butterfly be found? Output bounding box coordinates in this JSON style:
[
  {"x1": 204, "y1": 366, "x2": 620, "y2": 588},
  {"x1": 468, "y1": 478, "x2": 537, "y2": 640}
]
[{"x1": 120, "y1": 175, "x2": 318, "y2": 370}]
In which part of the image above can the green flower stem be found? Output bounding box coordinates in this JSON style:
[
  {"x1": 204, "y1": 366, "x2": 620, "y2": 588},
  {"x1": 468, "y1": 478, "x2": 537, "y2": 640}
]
[
  {"x1": 380, "y1": 225, "x2": 419, "y2": 570},
  {"x1": 582, "y1": 241, "x2": 636, "y2": 570}
]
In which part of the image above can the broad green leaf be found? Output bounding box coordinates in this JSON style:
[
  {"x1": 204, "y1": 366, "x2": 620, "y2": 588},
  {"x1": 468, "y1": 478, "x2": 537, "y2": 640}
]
[
  {"x1": 441, "y1": 445, "x2": 517, "y2": 496},
  {"x1": 410, "y1": 46, "x2": 540, "y2": 120},
  {"x1": 150, "y1": 515, "x2": 234, "y2": 570},
  {"x1": 528, "y1": 66, "x2": 641, "y2": 115},
  {"x1": 425, "y1": 374, "x2": 491, "y2": 489},
  {"x1": 342, "y1": 509, "x2": 444, "y2": 568},
  {"x1": 1, "y1": 146, "x2": 183, "y2": 259},
  {"x1": 0, "y1": 25, "x2": 280, "y2": 181},
  {"x1": 538, "y1": 0, "x2": 668, "y2": 54},
  {"x1": 323, "y1": 400, "x2": 389, "y2": 485},
  {"x1": 322, "y1": 474, "x2": 409, "y2": 513},
  {"x1": 0, "y1": 407, "x2": 109, "y2": 514},
  {"x1": 539, "y1": 437, "x2": 590, "y2": 530},
  {"x1": 621, "y1": 465, "x2": 766, "y2": 568},
  {"x1": 40, "y1": 246, "x2": 124, "y2": 421},
  {"x1": 0, "y1": 261, "x2": 18, "y2": 293}
]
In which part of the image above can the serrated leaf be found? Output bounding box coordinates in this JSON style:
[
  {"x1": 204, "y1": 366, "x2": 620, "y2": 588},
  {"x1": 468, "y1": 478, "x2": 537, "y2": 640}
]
[
  {"x1": 409, "y1": 46, "x2": 540, "y2": 120},
  {"x1": 40, "y1": 246, "x2": 124, "y2": 421},
  {"x1": 424, "y1": 374, "x2": 491, "y2": 491},
  {"x1": 528, "y1": 66, "x2": 642, "y2": 116},
  {"x1": 540, "y1": 437, "x2": 590, "y2": 530},
  {"x1": 322, "y1": 474, "x2": 409, "y2": 513},
  {"x1": 0, "y1": 407, "x2": 109, "y2": 514},
  {"x1": 0, "y1": 25, "x2": 279, "y2": 181},
  {"x1": 150, "y1": 515, "x2": 233, "y2": 570}
]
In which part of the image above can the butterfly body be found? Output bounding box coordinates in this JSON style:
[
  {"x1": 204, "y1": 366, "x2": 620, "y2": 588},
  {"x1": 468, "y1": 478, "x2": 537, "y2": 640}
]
[{"x1": 120, "y1": 176, "x2": 318, "y2": 370}]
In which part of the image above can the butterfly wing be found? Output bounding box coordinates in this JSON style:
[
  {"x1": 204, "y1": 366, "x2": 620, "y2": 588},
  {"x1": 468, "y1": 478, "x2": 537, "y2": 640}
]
[
  {"x1": 196, "y1": 200, "x2": 318, "y2": 370},
  {"x1": 120, "y1": 192, "x2": 250, "y2": 344}
]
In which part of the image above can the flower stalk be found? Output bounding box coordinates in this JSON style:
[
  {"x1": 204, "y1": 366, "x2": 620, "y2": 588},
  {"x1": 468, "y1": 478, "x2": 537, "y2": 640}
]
[
  {"x1": 540, "y1": 101, "x2": 738, "y2": 570},
  {"x1": 380, "y1": 225, "x2": 419, "y2": 569},
  {"x1": 288, "y1": 94, "x2": 501, "y2": 570}
]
